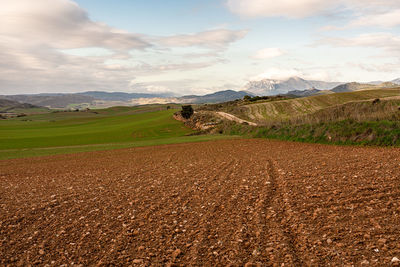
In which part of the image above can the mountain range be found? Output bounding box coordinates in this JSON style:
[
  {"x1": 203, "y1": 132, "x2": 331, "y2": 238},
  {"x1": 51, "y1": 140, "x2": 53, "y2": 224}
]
[
  {"x1": 2, "y1": 94, "x2": 95, "y2": 109},
  {"x1": 178, "y1": 90, "x2": 251, "y2": 104},
  {"x1": 1, "y1": 77, "x2": 399, "y2": 109},
  {"x1": 0, "y1": 99, "x2": 41, "y2": 111},
  {"x1": 78, "y1": 91, "x2": 172, "y2": 101},
  {"x1": 244, "y1": 76, "x2": 400, "y2": 96},
  {"x1": 243, "y1": 77, "x2": 342, "y2": 96},
  {"x1": 0, "y1": 90, "x2": 252, "y2": 109},
  {"x1": 330, "y1": 82, "x2": 397, "y2": 93}
]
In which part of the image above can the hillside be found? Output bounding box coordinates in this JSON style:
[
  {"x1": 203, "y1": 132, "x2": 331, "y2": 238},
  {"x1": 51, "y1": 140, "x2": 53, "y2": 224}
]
[
  {"x1": 192, "y1": 87, "x2": 400, "y2": 146},
  {"x1": 179, "y1": 90, "x2": 252, "y2": 104},
  {"x1": 0, "y1": 99, "x2": 48, "y2": 114},
  {"x1": 331, "y1": 82, "x2": 377, "y2": 93},
  {"x1": 2, "y1": 94, "x2": 95, "y2": 108},
  {"x1": 286, "y1": 88, "x2": 332, "y2": 97},
  {"x1": 0, "y1": 99, "x2": 36, "y2": 109},
  {"x1": 0, "y1": 104, "x2": 232, "y2": 159},
  {"x1": 78, "y1": 91, "x2": 170, "y2": 101},
  {"x1": 330, "y1": 82, "x2": 398, "y2": 93},
  {"x1": 229, "y1": 88, "x2": 400, "y2": 122}
]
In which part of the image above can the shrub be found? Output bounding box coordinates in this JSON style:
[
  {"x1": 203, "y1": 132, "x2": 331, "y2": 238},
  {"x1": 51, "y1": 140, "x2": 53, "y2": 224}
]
[
  {"x1": 243, "y1": 95, "x2": 252, "y2": 101},
  {"x1": 372, "y1": 98, "x2": 380, "y2": 104},
  {"x1": 181, "y1": 105, "x2": 194, "y2": 119}
]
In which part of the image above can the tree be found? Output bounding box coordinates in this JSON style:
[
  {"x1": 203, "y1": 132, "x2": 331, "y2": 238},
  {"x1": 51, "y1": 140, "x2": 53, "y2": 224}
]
[
  {"x1": 181, "y1": 105, "x2": 194, "y2": 119},
  {"x1": 243, "y1": 95, "x2": 252, "y2": 101}
]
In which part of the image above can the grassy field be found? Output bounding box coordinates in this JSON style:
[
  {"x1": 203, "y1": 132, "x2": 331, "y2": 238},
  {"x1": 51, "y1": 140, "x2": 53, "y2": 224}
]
[
  {"x1": 0, "y1": 105, "x2": 235, "y2": 159},
  {"x1": 239, "y1": 88, "x2": 400, "y2": 122}
]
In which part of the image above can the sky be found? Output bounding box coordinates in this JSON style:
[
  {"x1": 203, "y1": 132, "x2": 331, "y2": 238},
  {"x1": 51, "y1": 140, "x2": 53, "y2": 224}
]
[{"x1": 1, "y1": 0, "x2": 400, "y2": 95}]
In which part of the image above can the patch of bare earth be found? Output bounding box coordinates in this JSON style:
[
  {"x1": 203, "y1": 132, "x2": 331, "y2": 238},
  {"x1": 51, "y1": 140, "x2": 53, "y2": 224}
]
[{"x1": 1, "y1": 140, "x2": 400, "y2": 266}]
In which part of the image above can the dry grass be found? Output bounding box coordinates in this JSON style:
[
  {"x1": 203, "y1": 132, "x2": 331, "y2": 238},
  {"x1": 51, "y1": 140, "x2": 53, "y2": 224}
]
[{"x1": 274, "y1": 99, "x2": 400, "y2": 127}]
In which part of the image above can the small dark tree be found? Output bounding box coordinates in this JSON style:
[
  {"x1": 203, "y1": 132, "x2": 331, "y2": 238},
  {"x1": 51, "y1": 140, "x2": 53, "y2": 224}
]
[
  {"x1": 181, "y1": 105, "x2": 194, "y2": 119},
  {"x1": 243, "y1": 95, "x2": 252, "y2": 101},
  {"x1": 372, "y1": 98, "x2": 380, "y2": 105},
  {"x1": 166, "y1": 105, "x2": 171, "y2": 110}
]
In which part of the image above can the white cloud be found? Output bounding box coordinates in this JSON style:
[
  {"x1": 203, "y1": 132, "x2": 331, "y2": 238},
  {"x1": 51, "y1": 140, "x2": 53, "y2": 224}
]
[
  {"x1": 0, "y1": 0, "x2": 150, "y2": 51},
  {"x1": 159, "y1": 29, "x2": 248, "y2": 49},
  {"x1": 252, "y1": 48, "x2": 286, "y2": 59},
  {"x1": 250, "y1": 68, "x2": 302, "y2": 80},
  {"x1": 226, "y1": 0, "x2": 338, "y2": 18},
  {"x1": 321, "y1": 9, "x2": 400, "y2": 31},
  {"x1": 349, "y1": 9, "x2": 400, "y2": 28},
  {"x1": 317, "y1": 32, "x2": 400, "y2": 54},
  {"x1": 348, "y1": 62, "x2": 400, "y2": 73},
  {"x1": 0, "y1": 0, "x2": 248, "y2": 94},
  {"x1": 250, "y1": 67, "x2": 332, "y2": 81},
  {"x1": 226, "y1": 0, "x2": 400, "y2": 19}
]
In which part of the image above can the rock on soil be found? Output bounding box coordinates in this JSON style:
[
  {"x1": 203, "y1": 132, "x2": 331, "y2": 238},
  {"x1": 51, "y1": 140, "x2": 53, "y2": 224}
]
[{"x1": 1, "y1": 139, "x2": 400, "y2": 265}]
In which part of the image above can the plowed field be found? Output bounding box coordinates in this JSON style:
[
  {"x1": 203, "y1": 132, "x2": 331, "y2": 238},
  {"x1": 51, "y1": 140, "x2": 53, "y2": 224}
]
[{"x1": 1, "y1": 139, "x2": 400, "y2": 266}]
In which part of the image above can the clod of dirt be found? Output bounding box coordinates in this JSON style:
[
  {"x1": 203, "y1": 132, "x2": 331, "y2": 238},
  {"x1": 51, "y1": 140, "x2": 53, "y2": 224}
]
[{"x1": 172, "y1": 249, "x2": 182, "y2": 261}]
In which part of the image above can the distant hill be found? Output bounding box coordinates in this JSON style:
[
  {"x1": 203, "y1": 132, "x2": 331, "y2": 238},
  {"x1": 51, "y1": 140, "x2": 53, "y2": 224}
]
[
  {"x1": 330, "y1": 82, "x2": 398, "y2": 93},
  {"x1": 0, "y1": 99, "x2": 37, "y2": 109},
  {"x1": 1, "y1": 94, "x2": 95, "y2": 108},
  {"x1": 286, "y1": 88, "x2": 332, "y2": 97},
  {"x1": 179, "y1": 90, "x2": 252, "y2": 104},
  {"x1": 330, "y1": 82, "x2": 374, "y2": 93},
  {"x1": 0, "y1": 98, "x2": 48, "y2": 114},
  {"x1": 0, "y1": 90, "x2": 252, "y2": 108},
  {"x1": 244, "y1": 77, "x2": 341, "y2": 96},
  {"x1": 78, "y1": 91, "x2": 170, "y2": 101}
]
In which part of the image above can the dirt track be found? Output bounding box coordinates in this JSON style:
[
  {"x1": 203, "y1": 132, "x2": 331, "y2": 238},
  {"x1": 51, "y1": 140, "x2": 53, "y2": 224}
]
[
  {"x1": 1, "y1": 139, "x2": 400, "y2": 266},
  {"x1": 215, "y1": 112, "x2": 257, "y2": 126}
]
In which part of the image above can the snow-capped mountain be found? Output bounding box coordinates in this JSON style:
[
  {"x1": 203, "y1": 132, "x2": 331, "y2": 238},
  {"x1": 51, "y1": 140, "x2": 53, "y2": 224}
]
[
  {"x1": 244, "y1": 76, "x2": 342, "y2": 96},
  {"x1": 243, "y1": 79, "x2": 281, "y2": 95},
  {"x1": 391, "y1": 78, "x2": 400, "y2": 85}
]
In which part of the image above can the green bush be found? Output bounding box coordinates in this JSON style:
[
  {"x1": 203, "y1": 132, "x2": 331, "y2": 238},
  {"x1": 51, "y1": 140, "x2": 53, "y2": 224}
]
[{"x1": 181, "y1": 105, "x2": 194, "y2": 119}]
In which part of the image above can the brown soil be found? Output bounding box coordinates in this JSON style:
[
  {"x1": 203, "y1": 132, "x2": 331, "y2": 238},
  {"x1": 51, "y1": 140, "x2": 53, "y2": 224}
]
[{"x1": 1, "y1": 139, "x2": 400, "y2": 266}]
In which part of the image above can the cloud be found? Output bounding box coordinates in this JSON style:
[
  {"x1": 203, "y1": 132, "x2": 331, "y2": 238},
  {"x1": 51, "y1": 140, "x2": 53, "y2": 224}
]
[
  {"x1": 348, "y1": 9, "x2": 400, "y2": 28},
  {"x1": 250, "y1": 67, "x2": 333, "y2": 81},
  {"x1": 226, "y1": 0, "x2": 338, "y2": 18},
  {"x1": 317, "y1": 32, "x2": 400, "y2": 54},
  {"x1": 251, "y1": 48, "x2": 286, "y2": 59},
  {"x1": 0, "y1": 36, "x2": 224, "y2": 94},
  {"x1": 0, "y1": 0, "x2": 150, "y2": 51},
  {"x1": 348, "y1": 62, "x2": 400, "y2": 73},
  {"x1": 321, "y1": 9, "x2": 400, "y2": 31},
  {"x1": 250, "y1": 68, "x2": 301, "y2": 80},
  {"x1": 158, "y1": 29, "x2": 248, "y2": 49},
  {"x1": 226, "y1": 0, "x2": 400, "y2": 19},
  {"x1": 130, "y1": 79, "x2": 213, "y2": 96},
  {"x1": 0, "y1": 0, "x2": 247, "y2": 94}
]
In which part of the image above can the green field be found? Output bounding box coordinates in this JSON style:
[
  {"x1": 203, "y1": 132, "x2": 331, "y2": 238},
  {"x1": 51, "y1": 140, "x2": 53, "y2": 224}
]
[{"x1": 0, "y1": 105, "x2": 234, "y2": 159}]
